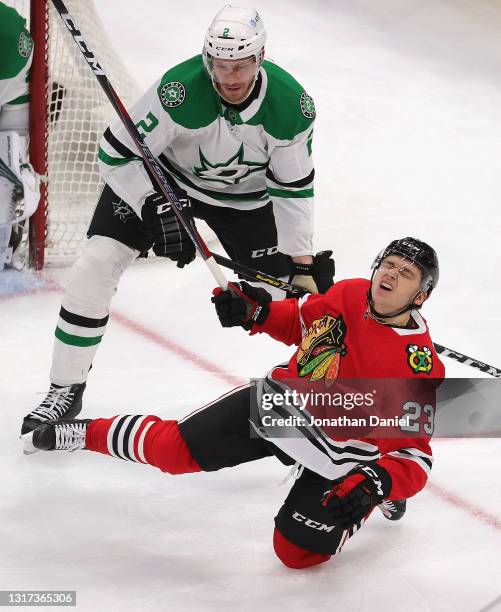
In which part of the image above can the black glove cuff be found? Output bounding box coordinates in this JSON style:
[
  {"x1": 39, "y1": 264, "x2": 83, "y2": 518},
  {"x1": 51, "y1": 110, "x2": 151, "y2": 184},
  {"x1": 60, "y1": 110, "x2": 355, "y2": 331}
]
[
  {"x1": 289, "y1": 261, "x2": 314, "y2": 276},
  {"x1": 352, "y1": 462, "x2": 392, "y2": 501},
  {"x1": 235, "y1": 282, "x2": 272, "y2": 330},
  {"x1": 241, "y1": 301, "x2": 270, "y2": 330}
]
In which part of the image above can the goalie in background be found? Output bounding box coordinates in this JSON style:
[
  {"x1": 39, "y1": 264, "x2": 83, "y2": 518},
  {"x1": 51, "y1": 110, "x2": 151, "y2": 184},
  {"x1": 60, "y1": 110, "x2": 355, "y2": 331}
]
[{"x1": 0, "y1": 2, "x2": 40, "y2": 271}]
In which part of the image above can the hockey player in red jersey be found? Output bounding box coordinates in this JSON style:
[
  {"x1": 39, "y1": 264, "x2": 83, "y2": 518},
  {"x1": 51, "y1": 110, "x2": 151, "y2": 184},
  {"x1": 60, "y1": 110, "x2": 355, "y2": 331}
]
[{"x1": 27, "y1": 237, "x2": 444, "y2": 570}]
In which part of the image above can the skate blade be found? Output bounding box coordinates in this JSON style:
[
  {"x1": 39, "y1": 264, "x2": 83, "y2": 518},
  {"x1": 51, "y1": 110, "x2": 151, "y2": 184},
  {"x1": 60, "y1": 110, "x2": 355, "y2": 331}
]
[{"x1": 21, "y1": 431, "x2": 39, "y2": 455}]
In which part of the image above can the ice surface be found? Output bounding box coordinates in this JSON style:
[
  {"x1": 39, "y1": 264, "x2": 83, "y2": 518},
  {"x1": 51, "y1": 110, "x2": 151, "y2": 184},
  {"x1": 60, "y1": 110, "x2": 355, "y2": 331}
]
[{"x1": 1, "y1": 1, "x2": 501, "y2": 610}]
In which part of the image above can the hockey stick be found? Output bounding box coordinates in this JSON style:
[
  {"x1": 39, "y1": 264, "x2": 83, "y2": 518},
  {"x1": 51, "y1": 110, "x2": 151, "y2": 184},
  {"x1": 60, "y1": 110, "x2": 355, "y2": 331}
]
[
  {"x1": 211, "y1": 252, "x2": 307, "y2": 297},
  {"x1": 212, "y1": 253, "x2": 501, "y2": 377},
  {"x1": 432, "y1": 344, "x2": 501, "y2": 378},
  {"x1": 50, "y1": 0, "x2": 227, "y2": 290}
]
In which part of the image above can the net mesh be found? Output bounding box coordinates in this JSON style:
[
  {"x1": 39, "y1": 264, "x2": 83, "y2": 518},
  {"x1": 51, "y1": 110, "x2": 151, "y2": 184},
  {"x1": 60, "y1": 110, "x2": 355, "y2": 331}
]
[{"x1": 4, "y1": 0, "x2": 140, "y2": 265}]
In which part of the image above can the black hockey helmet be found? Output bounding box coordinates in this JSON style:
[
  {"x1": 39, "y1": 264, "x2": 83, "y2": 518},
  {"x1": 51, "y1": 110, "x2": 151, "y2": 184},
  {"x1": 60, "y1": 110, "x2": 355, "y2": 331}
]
[{"x1": 371, "y1": 237, "x2": 439, "y2": 296}]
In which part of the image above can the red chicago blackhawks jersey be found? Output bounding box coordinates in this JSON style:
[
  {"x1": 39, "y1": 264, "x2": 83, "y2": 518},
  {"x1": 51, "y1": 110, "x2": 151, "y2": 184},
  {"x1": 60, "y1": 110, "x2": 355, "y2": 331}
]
[{"x1": 250, "y1": 278, "x2": 445, "y2": 500}]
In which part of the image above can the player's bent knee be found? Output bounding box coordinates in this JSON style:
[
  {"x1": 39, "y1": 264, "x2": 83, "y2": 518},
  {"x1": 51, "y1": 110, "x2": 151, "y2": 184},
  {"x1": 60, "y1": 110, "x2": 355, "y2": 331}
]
[
  {"x1": 273, "y1": 528, "x2": 331, "y2": 569},
  {"x1": 63, "y1": 236, "x2": 138, "y2": 317}
]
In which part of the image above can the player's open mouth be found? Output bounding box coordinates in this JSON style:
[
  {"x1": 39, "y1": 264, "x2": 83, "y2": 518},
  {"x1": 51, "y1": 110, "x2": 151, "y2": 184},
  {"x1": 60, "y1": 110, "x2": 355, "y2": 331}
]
[{"x1": 380, "y1": 281, "x2": 393, "y2": 292}]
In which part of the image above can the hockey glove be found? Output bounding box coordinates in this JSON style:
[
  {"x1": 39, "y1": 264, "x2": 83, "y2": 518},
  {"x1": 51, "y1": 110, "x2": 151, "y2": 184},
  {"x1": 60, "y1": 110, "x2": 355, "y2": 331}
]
[
  {"x1": 141, "y1": 189, "x2": 196, "y2": 268},
  {"x1": 212, "y1": 281, "x2": 272, "y2": 330},
  {"x1": 289, "y1": 250, "x2": 335, "y2": 294},
  {"x1": 321, "y1": 463, "x2": 391, "y2": 529}
]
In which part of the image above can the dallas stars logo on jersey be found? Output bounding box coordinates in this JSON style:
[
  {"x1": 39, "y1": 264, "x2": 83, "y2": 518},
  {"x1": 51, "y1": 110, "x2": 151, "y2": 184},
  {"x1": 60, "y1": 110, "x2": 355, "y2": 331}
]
[
  {"x1": 112, "y1": 200, "x2": 134, "y2": 223},
  {"x1": 300, "y1": 92, "x2": 316, "y2": 119},
  {"x1": 18, "y1": 31, "x2": 33, "y2": 58},
  {"x1": 193, "y1": 144, "x2": 267, "y2": 186},
  {"x1": 160, "y1": 81, "x2": 186, "y2": 108}
]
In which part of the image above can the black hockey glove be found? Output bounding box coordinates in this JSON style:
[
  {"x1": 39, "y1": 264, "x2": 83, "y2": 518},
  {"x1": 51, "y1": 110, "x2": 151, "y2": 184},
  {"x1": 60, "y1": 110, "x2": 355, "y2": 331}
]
[
  {"x1": 141, "y1": 189, "x2": 196, "y2": 268},
  {"x1": 321, "y1": 463, "x2": 392, "y2": 529},
  {"x1": 289, "y1": 250, "x2": 335, "y2": 295},
  {"x1": 212, "y1": 281, "x2": 272, "y2": 330}
]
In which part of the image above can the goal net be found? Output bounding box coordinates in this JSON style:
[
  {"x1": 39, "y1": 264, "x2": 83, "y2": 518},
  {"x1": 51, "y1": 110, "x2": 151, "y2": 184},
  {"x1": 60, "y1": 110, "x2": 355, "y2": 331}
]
[{"x1": 3, "y1": 0, "x2": 140, "y2": 267}]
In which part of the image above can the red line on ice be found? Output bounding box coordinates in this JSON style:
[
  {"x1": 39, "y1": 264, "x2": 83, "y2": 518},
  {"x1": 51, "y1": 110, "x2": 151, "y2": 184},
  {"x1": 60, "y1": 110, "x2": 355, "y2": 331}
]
[
  {"x1": 111, "y1": 311, "x2": 243, "y2": 387},
  {"x1": 426, "y1": 481, "x2": 501, "y2": 531}
]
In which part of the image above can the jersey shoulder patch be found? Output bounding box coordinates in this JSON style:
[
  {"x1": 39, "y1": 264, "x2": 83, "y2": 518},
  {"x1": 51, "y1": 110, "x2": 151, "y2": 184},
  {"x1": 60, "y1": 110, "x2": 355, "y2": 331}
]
[
  {"x1": 156, "y1": 55, "x2": 220, "y2": 129},
  {"x1": 248, "y1": 60, "x2": 315, "y2": 141},
  {"x1": 0, "y1": 5, "x2": 32, "y2": 81}
]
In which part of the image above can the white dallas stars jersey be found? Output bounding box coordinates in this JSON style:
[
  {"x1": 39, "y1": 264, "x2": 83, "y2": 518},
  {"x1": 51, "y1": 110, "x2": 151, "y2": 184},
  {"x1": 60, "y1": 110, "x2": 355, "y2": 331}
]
[
  {"x1": 0, "y1": 3, "x2": 33, "y2": 134},
  {"x1": 98, "y1": 55, "x2": 316, "y2": 256}
]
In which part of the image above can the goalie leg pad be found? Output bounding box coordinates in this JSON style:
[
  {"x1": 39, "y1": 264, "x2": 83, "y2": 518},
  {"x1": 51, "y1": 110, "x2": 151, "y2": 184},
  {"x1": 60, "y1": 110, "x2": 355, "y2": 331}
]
[
  {"x1": 0, "y1": 131, "x2": 40, "y2": 225},
  {"x1": 0, "y1": 224, "x2": 12, "y2": 269}
]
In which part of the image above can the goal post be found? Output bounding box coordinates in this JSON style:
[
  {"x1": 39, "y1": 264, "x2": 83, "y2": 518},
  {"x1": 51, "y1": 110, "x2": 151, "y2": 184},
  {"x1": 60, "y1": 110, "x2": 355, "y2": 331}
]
[{"x1": 28, "y1": 0, "x2": 49, "y2": 269}]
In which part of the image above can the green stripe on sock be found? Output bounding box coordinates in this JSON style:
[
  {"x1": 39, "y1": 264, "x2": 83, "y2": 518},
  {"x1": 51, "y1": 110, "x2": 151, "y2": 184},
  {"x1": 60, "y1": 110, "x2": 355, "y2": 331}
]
[
  {"x1": 267, "y1": 187, "x2": 314, "y2": 199},
  {"x1": 55, "y1": 326, "x2": 103, "y2": 347}
]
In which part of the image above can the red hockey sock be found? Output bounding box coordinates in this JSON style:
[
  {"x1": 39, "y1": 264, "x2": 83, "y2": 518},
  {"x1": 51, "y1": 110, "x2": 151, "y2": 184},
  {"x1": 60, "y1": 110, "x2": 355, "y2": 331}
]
[
  {"x1": 86, "y1": 416, "x2": 201, "y2": 474},
  {"x1": 273, "y1": 528, "x2": 331, "y2": 569}
]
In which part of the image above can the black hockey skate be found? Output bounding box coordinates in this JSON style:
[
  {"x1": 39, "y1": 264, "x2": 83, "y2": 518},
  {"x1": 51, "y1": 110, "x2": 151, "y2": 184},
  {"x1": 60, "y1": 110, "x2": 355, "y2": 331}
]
[
  {"x1": 21, "y1": 383, "x2": 86, "y2": 435},
  {"x1": 30, "y1": 419, "x2": 91, "y2": 451},
  {"x1": 378, "y1": 499, "x2": 406, "y2": 521}
]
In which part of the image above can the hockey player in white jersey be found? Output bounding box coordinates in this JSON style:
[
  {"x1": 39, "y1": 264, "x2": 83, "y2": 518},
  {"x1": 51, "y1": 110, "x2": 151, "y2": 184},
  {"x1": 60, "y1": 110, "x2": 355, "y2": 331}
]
[
  {"x1": 22, "y1": 5, "x2": 334, "y2": 433},
  {"x1": 0, "y1": 2, "x2": 40, "y2": 270}
]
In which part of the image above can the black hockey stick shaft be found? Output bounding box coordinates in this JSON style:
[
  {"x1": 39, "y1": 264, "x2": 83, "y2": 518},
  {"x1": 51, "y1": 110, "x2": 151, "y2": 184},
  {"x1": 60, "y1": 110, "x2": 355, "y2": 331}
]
[
  {"x1": 433, "y1": 344, "x2": 501, "y2": 378},
  {"x1": 50, "y1": 0, "x2": 227, "y2": 289},
  {"x1": 213, "y1": 253, "x2": 501, "y2": 377},
  {"x1": 211, "y1": 252, "x2": 307, "y2": 297}
]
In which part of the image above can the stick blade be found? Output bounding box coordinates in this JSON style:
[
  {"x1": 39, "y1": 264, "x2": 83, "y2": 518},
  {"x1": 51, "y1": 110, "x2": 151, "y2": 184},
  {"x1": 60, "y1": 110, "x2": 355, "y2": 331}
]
[{"x1": 20, "y1": 431, "x2": 39, "y2": 455}]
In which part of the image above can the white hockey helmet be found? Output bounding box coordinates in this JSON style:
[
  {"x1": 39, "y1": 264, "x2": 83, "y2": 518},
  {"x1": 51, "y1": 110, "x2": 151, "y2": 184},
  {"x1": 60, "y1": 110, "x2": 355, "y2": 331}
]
[
  {"x1": 203, "y1": 5, "x2": 266, "y2": 61},
  {"x1": 203, "y1": 5, "x2": 266, "y2": 98}
]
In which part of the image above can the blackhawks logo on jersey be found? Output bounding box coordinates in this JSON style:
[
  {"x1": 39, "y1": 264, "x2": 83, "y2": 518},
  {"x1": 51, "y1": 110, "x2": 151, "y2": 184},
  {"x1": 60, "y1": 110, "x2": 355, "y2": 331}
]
[
  {"x1": 297, "y1": 315, "x2": 347, "y2": 388},
  {"x1": 160, "y1": 81, "x2": 186, "y2": 108},
  {"x1": 407, "y1": 344, "x2": 433, "y2": 374}
]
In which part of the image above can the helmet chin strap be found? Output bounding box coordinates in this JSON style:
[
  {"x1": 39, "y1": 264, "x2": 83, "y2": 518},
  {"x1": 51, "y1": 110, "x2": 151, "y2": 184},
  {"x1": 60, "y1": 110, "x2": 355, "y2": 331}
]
[{"x1": 366, "y1": 270, "x2": 423, "y2": 323}]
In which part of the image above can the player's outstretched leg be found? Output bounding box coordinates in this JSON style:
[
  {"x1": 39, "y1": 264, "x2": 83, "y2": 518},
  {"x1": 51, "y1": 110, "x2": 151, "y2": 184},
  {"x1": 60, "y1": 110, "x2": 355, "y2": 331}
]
[
  {"x1": 27, "y1": 415, "x2": 202, "y2": 475},
  {"x1": 378, "y1": 499, "x2": 407, "y2": 521},
  {"x1": 22, "y1": 235, "x2": 138, "y2": 434}
]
